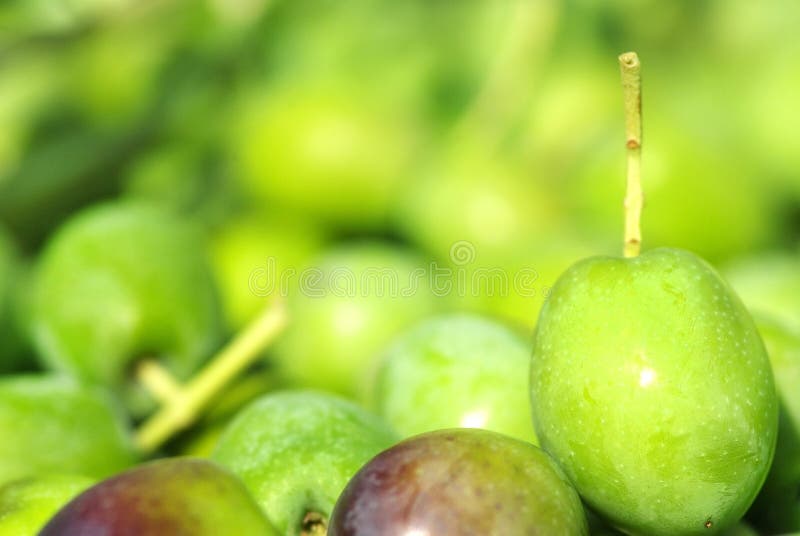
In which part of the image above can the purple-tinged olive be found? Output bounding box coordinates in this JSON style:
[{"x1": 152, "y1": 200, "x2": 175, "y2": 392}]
[{"x1": 329, "y1": 428, "x2": 587, "y2": 536}]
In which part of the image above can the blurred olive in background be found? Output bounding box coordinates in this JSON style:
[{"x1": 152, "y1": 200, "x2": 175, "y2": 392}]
[
  {"x1": 28, "y1": 202, "x2": 223, "y2": 414},
  {"x1": 725, "y1": 251, "x2": 800, "y2": 334},
  {"x1": 229, "y1": 82, "x2": 417, "y2": 231},
  {"x1": 0, "y1": 375, "x2": 136, "y2": 486},
  {"x1": 209, "y1": 210, "x2": 327, "y2": 330},
  {"x1": 0, "y1": 228, "x2": 30, "y2": 373},
  {"x1": 0, "y1": 5, "x2": 798, "y2": 534},
  {"x1": 270, "y1": 242, "x2": 440, "y2": 401}
]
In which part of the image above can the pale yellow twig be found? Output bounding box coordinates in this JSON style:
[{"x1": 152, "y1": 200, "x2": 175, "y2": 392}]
[
  {"x1": 135, "y1": 299, "x2": 288, "y2": 453},
  {"x1": 135, "y1": 360, "x2": 183, "y2": 404},
  {"x1": 619, "y1": 51, "x2": 643, "y2": 258}
]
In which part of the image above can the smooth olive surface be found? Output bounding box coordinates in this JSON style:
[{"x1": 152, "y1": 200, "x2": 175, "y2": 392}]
[
  {"x1": 39, "y1": 458, "x2": 278, "y2": 536},
  {"x1": 213, "y1": 390, "x2": 398, "y2": 535},
  {"x1": 329, "y1": 428, "x2": 588, "y2": 536},
  {"x1": 29, "y1": 201, "x2": 222, "y2": 411},
  {"x1": 531, "y1": 248, "x2": 778, "y2": 535},
  {"x1": 373, "y1": 314, "x2": 537, "y2": 442},
  {"x1": 0, "y1": 375, "x2": 136, "y2": 486},
  {"x1": 0, "y1": 474, "x2": 93, "y2": 536}
]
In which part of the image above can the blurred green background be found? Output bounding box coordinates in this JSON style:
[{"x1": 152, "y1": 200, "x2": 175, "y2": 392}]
[
  {"x1": 2, "y1": 5, "x2": 799, "y2": 531},
  {"x1": 1, "y1": 0, "x2": 799, "y2": 334}
]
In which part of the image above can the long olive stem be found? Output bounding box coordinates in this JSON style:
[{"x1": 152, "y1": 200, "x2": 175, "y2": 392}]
[
  {"x1": 619, "y1": 51, "x2": 643, "y2": 258},
  {"x1": 135, "y1": 299, "x2": 288, "y2": 453}
]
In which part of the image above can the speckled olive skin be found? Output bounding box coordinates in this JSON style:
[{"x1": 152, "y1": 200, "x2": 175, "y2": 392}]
[
  {"x1": 531, "y1": 248, "x2": 778, "y2": 535},
  {"x1": 212, "y1": 391, "x2": 398, "y2": 535},
  {"x1": 329, "y1": 428, "x2": 588, "y2": 536},
  {"x1": 39, "y1": 458, "x2": 278, "y2": 536},
  {"x1": 373, "y1": 314, "x2": 537, "y2": 443}
]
